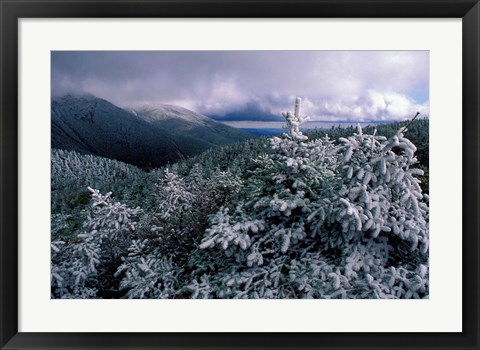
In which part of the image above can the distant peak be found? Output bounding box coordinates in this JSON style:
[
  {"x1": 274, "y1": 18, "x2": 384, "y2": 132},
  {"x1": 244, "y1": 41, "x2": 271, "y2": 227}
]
[
  {"x1": 131, "y1": 103, "x2": 212, "y2": 125},
  {"x1": 53, "y1": 92, "x2": 99, "y2": 102}
]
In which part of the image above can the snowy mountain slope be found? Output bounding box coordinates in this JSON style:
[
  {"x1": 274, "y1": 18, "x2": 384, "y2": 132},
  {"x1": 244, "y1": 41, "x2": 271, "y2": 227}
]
[
  {"x1": 136, "y1": 105, "x2": 210, "y2": 125},
  {"x1": 52, "y1": 95, "x2": 254, "y2": 169},
  {"x1": 51, "y1": 95, "x2": 185, "y2": 168},
  {"x1": 134, "y1": 105, "x2": 253, "y2": 149}
]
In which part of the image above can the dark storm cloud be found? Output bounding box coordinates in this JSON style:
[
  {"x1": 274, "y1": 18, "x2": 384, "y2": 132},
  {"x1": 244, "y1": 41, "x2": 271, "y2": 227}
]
[{"x1": 52, "y1": 51, "x2": 429, "y2": 121}]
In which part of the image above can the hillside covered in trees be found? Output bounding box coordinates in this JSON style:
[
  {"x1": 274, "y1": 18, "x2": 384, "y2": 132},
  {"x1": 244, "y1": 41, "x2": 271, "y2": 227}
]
[
  {"x1": 52, "y1": 95, "x2": 253, "y2": 169},
  {"x1": 51, "y1": 101, "x2": 429, "y2": 299}
]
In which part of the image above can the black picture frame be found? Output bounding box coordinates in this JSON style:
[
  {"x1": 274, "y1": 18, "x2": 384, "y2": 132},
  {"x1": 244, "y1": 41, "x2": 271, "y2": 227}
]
[{"x1": 1, "y1": 0, "x2": 478, "y2": 349}]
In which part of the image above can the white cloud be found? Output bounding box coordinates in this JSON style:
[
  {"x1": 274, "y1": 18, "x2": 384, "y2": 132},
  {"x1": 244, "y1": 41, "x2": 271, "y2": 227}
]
[
  {"x1": 52, "y1": 51, "x2": 429, "y2": 122},
  {"x1": 303, "y1": 90, "x2": 429, "y2": 121}
]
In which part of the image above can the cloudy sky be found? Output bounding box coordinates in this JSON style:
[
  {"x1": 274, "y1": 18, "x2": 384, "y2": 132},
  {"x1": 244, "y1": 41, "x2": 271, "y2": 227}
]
[{"x1": 52, "y1": 51, "x2": 429, "y2": 124}]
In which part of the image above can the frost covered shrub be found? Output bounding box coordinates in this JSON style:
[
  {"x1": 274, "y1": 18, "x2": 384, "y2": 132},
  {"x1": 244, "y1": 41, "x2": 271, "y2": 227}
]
[
  {"x1": 51, "y1": 149, "x2": 150, "y2": 213},
  {"x1": 115, "y1": 240, "x2": 183, "y2": 298},
  {"x1": 145, "y1": 167, "x2": 242, "y2": 257},
  {"x1": 110, "y1": 169, "x2": 195, "y2": 299},
  {"x1": 51, "y1": 234, "x2": 100, "y2": 299},
  {"x1": 51, "y1": 188, "x2": 142, "y2": 298},
  {"x1": 113, "y1": 166, "x2": 244, "y2": 298},
  {"x1": 187, "y1": 98, "x2": 337, "y2": 298},
  {"x1": 156, "y1": 169, "x2": 196, "y2": 225},
  {"x1": 327, "y1": 126, "x2": 429, "y2": 253},
  {"x1": 188, "y1": 98, "x2": 429, "y2": 299}
]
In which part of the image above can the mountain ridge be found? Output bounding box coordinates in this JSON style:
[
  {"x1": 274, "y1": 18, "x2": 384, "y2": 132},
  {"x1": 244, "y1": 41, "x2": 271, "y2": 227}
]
[{"x1": 51, "y1": 95, "x2": 254, "y2": 169}]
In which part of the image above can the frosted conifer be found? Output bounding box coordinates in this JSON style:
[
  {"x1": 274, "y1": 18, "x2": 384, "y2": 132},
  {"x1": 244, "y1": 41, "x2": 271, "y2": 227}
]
[{"x1": 189, "y1": 100, "x2": 429, "y2": 299}]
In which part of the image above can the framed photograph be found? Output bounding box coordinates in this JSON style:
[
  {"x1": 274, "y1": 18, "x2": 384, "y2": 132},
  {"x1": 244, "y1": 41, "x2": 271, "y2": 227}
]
[{"x1": 1, "y1": 0, "x2": 478, "y2": 349}]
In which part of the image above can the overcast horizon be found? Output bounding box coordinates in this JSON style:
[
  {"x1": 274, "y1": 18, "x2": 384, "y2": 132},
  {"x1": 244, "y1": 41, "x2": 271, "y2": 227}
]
[{"x1": 52, "y1": 51, "x2": 429, "y2": 126}]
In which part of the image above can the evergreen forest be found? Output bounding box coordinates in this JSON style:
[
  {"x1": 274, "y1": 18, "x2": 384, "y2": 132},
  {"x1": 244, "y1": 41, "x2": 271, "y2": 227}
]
[{"x1": 51, "y1": 100, "x2": 429, "y2": 299}]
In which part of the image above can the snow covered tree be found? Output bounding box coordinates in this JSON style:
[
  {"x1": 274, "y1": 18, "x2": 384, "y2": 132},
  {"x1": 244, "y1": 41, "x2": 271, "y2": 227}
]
[
  {"x1": 326, "y1": 125, "x2": 429, "y2": 253},
  {"x1": 115, "y1": 239, "x2": 183, "y2": 298},
  {"x1": 188, "y1": 99, "x2": 429, "y2": 299},
  {"x1": 51, "y1": 188, "x2": 142, "y2": 298},
  {"x1": 156, "y1": 168, "x2": 195, "y2": 224},
  {"x1": 188, "y1": 98, "x2": 340, "y2": 298},
  {"x1": 114, "y1": 168, "x2": 201, "y2": 298}
]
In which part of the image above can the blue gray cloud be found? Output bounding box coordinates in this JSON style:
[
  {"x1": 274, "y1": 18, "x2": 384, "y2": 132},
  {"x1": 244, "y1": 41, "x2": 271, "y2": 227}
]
[{"x1": 52, "y1": 51, "x2": 429, "y2": 122}]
